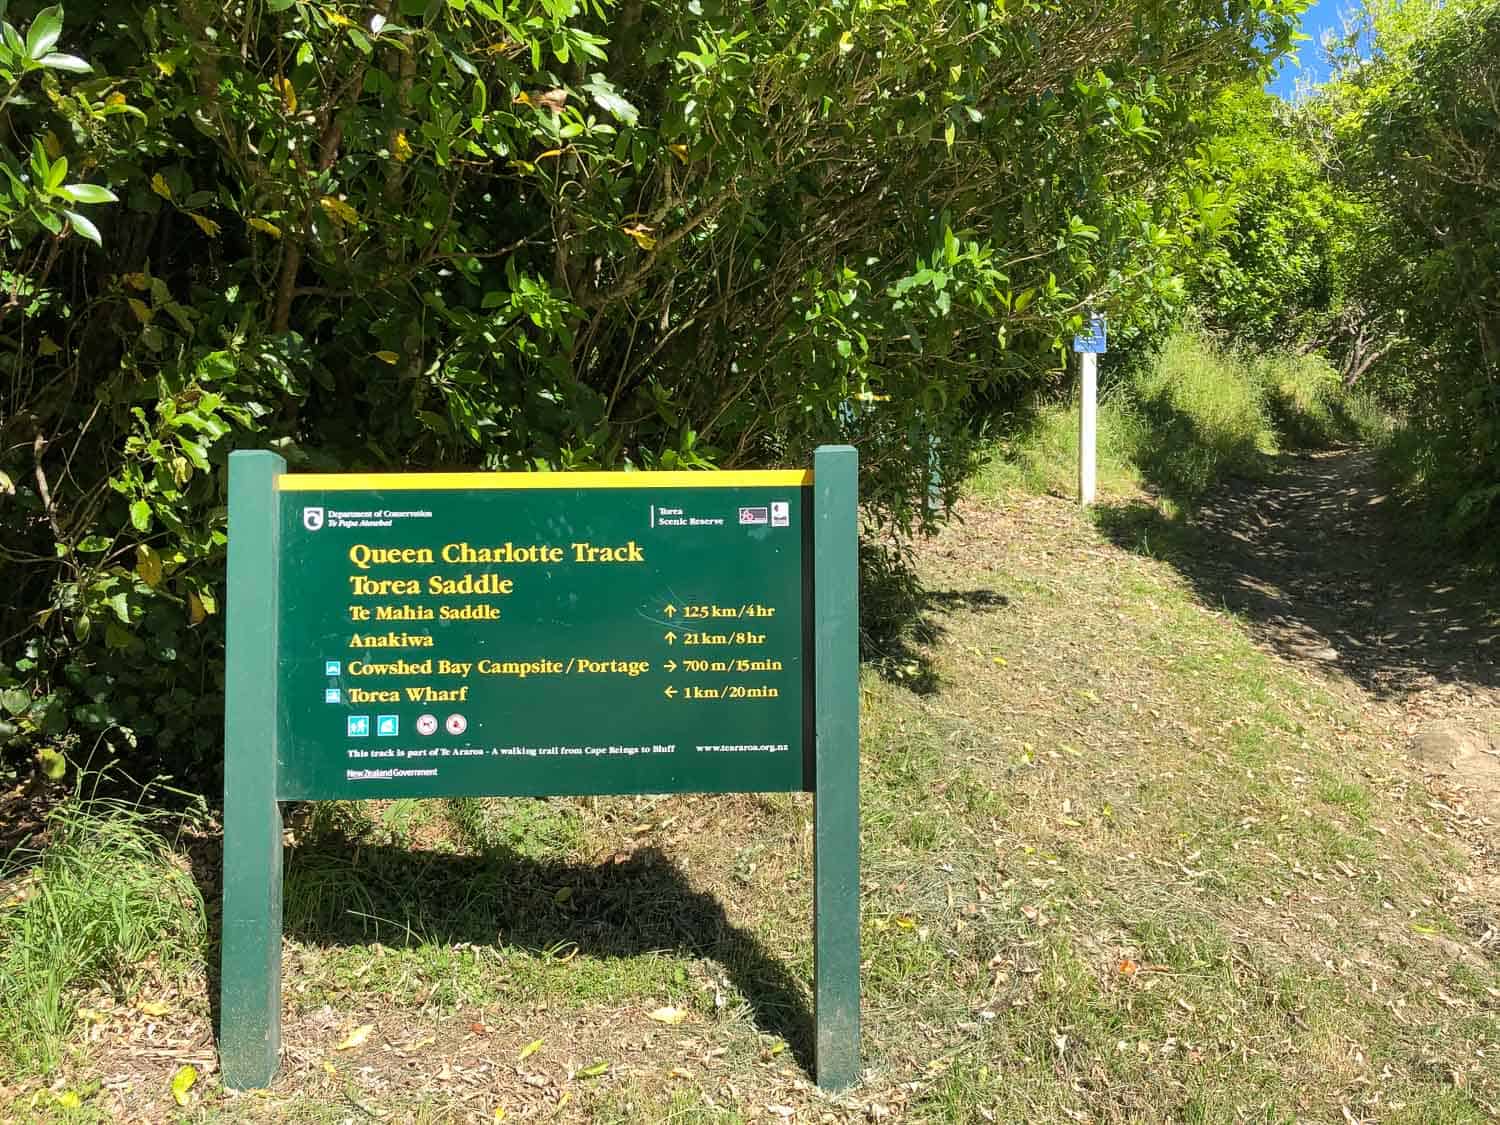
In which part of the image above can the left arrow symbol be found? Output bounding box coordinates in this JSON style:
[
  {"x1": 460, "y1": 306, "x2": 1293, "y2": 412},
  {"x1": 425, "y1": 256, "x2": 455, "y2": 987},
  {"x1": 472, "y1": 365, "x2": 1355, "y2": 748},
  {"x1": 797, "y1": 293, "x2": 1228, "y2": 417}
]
[{"x1": 663, "y1": 686, "x2": 677, "y2": 699}]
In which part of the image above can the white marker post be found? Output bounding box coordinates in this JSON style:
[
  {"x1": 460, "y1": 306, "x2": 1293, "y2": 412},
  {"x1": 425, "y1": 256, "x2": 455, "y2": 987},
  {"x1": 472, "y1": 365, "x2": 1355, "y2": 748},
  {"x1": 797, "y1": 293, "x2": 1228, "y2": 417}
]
[{"x1": 1073, "y1": 313, "x2": 1107, "y2": 507}]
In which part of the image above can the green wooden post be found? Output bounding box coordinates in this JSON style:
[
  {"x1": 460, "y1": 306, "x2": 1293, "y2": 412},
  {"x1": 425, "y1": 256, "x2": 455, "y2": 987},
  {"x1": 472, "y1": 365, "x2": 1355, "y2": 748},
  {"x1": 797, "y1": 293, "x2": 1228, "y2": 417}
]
[
  {"x1": 221, "y1": 450, "x2": 285, "y2": 1089},
  {"x1": 812, "y1": 444, "x2": 860, "y2": 1090}
]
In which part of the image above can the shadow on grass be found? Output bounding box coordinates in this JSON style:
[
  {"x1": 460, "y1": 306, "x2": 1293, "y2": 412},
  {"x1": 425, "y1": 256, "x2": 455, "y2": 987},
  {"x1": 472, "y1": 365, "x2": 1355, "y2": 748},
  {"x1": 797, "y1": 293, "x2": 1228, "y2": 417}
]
[
  {"x1": 1129, "y1": 386, "x2": 1269, "y2": 513},
  {"x1": 1261, "y1": 383, "x2": 1364, "y2": 452},
  {"x1": 193, "y1": 831, "x2": 816, "y2": 1073},
  {"x1": 860, "y1": 540, "x2": 1009, "y2": 695},
  {"x1": 1094, "y1": 449, "x2": 1499, "y2": 700}
]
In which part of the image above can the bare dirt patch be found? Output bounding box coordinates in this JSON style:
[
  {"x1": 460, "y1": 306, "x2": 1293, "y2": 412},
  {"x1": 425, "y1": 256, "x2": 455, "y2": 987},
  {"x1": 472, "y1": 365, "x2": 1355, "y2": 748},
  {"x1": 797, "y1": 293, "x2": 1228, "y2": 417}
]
[{"x1": 1099, "y1": 448, "x2": 1500, "y2": 821}]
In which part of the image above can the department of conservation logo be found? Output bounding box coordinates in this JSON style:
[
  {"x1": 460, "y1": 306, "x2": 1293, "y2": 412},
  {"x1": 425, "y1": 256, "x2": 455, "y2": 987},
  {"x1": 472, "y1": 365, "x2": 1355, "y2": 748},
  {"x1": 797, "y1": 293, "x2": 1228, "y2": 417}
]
[{"x1": 302, "y1": 507, "x2": 325, "y2": 531}]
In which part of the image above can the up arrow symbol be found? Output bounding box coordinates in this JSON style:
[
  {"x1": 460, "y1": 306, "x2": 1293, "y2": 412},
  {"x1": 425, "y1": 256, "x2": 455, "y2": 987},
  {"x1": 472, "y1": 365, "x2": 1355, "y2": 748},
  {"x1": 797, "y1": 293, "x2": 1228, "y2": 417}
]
[
  {"x1": 663, "y1": 604, "x2": 677, "y2": 617},
  {"x1": 663, "y1": 631, "x2": 677, "y2": 645}
]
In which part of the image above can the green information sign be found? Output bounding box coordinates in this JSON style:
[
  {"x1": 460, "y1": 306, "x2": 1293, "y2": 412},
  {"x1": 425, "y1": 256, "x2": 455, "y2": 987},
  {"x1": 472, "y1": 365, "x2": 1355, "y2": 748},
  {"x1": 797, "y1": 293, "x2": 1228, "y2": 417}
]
[
  {"x1": 276, "y1": 473, "x2": 810, "y2": 800},
  {"x1": 220, "y1": 449, "x2": 859, "y2": 1094}
]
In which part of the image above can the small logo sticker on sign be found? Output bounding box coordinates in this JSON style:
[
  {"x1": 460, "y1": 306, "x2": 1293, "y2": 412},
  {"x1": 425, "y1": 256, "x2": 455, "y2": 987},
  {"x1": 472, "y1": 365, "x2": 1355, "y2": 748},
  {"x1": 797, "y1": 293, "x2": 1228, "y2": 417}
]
[
  {"x1": 303, "y1": 507, "x2": 325, "y2": 531},
  {"x1": 416, "y1": 714, "x2": 438, "y2": 736},
  {"x1": 771, "y1": 501, "x2": 790, "y2": 528},
  {"x1": 739, "y1": 506, "x2": 769, "y2": 525},
  {"x1": 445, "y1": 713, "x2": 468, "y2": 736}
]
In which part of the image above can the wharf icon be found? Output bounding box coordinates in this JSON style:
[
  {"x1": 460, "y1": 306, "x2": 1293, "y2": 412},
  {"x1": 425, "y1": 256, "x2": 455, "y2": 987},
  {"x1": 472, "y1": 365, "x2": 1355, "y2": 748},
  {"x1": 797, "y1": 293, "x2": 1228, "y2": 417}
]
[
  {"x1": 302, "y1": 507, "x2": 325, "y2": 531},
  {"x1": 346, "y1": 715, "x2": 370, "y2": 738},
  {"x1": 376, "y1": 715, "x2": 399, "y2": 737},
  {"x1": 415, "y1": 714, "x2": 439, "y2": 736},
  {"x1": 324, "y1": 688, "x2": 341, "y2": 704}
]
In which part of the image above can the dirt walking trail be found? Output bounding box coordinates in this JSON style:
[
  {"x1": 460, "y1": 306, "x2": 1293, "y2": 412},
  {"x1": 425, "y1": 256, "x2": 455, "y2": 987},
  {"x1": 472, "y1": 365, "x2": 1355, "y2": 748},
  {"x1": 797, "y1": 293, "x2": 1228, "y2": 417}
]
[{"x1": 1169, "y1": 448, "x2": 1500, "y2": 818}]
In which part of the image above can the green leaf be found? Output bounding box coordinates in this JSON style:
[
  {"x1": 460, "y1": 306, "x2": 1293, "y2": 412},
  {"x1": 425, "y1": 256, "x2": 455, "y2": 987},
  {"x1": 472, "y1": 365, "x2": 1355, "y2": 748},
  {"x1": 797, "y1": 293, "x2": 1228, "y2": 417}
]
[
  {"x1": 1, "y1": 687, "x2": 30, "y2": 715},
  {"x1": 25, "y1": 4, "x2": 62, "y2": 60},
  {"x1": 135, "y1": 543, "x2": 163, "y2": 587},
  {"x1": 129, "y1": 498, "x2": 151, "y2": 531},
  {"x1": 64, "y1": 209, "x2": 100, "y2": 245},
  {"x1": 60, "y1": 183, "x2": 116, "y2": 204},
  {"x1": 41, "y1": 706, "x2": 67, "y2": 738},
  {"x1": 38, "y1": 748, "x2": 66, "y2": 780},
  {"x1": 589, "y1": 88, "x2": 639, "y2": 127},
  {"x1": 37, "y1": 52, "x2": 89, "y2": 72},
  {"x1": 44, "y1": 154, "x2": 66, "y2": 190},
  {"x1": 266, "y1": 0, "x2": 296, "y2": 9}
]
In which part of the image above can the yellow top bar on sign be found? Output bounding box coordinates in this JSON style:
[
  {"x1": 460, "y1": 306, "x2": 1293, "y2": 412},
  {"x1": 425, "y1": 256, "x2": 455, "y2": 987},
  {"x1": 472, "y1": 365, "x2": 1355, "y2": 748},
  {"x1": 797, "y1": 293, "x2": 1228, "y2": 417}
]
[{"x1": 276, "y1": 469, "x2": 813, "y2": 492}]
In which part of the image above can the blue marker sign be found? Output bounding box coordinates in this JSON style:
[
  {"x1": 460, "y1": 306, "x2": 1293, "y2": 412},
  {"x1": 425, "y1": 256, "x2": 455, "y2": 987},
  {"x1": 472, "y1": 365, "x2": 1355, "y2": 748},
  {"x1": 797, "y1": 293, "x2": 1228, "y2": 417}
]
[{"x1": 1073, "y1": 313, "x2": 1107, "y2": 354}]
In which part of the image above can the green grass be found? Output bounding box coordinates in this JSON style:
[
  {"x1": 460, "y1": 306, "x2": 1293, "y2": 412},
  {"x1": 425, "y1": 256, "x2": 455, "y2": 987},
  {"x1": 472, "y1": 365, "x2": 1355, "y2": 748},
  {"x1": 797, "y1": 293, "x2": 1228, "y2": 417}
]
[
  {"x1": 443, "y1": 794, "x2": 584, "y2": 859},
  {"x1": 1253, "y1": 349, "x2": 1389, "y2": 450},
  {"x1": 976, "y1": 390, "x2": 1144, "y2": 501},
  {"x1": 0, "y1": 789, "x2": 206, "y2": 1077}
]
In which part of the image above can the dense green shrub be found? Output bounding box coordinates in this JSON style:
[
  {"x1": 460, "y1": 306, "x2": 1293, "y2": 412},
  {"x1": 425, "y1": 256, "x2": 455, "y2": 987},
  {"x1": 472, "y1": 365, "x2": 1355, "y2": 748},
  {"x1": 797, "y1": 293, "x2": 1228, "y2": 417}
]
[
  {"x1": 1189, "y1": 85, "x2": 1358, "y2": 353},
  {"x1": 0, "y1": 0, "x2": 1298, "y2": 782},
  {"x1": 1318, "y1": 0, "x2": 1500, "y2": 541}
]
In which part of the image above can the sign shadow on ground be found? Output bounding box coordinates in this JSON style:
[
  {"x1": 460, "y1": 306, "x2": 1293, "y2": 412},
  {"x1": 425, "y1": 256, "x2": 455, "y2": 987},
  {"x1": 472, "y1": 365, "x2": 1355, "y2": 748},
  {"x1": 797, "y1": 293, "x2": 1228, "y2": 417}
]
[{"x1": 193, "y1": 832, "x2": 816, "y2": 1072}]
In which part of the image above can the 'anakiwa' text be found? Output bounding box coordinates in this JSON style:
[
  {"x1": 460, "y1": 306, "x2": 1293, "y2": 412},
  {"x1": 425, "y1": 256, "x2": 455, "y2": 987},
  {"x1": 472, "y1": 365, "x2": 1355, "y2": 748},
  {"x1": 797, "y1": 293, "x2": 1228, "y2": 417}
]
[{"x1": 349, "y1": 632, "x2": 434, "y2": 648}]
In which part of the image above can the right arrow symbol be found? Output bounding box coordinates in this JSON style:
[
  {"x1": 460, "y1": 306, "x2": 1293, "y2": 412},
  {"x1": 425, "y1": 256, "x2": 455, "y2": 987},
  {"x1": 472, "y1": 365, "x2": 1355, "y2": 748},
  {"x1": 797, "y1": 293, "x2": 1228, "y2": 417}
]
[
  {"x1": 663, "y1": 660, "x2": 678, "y2": 672},
  {"x1": 663, "y1": 685, "x2": 677, "y2": 699}
]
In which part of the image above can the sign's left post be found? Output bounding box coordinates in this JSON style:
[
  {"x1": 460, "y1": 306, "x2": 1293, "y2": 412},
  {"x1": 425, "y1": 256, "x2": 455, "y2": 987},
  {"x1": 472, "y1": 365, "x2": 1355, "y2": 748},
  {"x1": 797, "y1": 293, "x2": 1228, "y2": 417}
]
[{"x1": 221, "y1": 449, "x2": 286, "y2": 1089}]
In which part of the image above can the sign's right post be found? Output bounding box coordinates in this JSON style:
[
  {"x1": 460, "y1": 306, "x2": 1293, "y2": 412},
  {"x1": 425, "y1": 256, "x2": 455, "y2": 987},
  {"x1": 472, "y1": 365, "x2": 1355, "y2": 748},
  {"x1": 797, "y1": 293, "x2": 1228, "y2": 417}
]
[{"x1": 813, "y1": 444, "x2": 860, "y2": 1089}]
